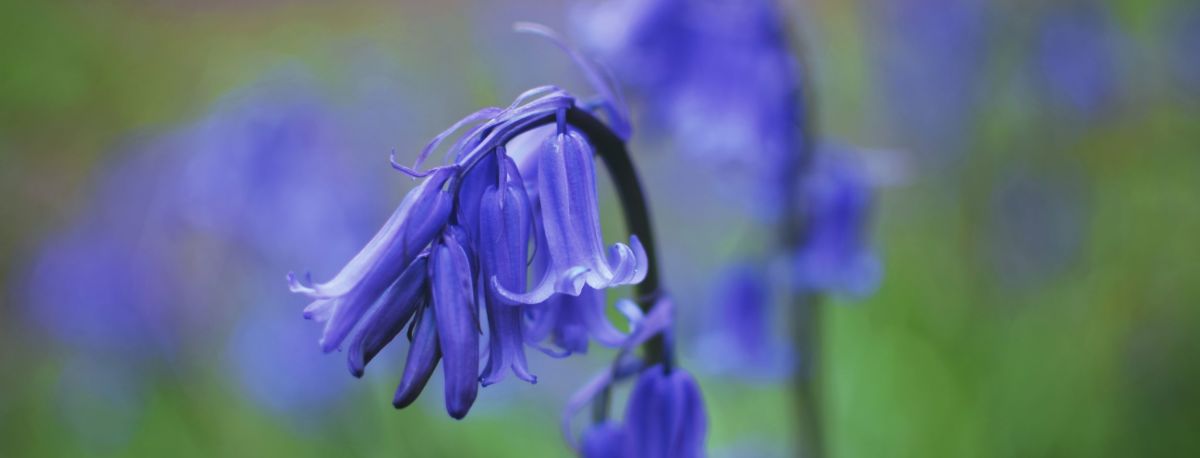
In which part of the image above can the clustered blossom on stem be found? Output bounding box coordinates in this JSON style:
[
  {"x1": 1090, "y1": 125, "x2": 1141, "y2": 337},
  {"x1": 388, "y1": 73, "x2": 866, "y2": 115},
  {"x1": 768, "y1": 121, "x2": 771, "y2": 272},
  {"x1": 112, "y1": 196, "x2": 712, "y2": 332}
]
[
  {"x1": 561, "y1": 297, "x2": 708, "y2": 458},
  {"x1": 288, "y1": 27, "x2": 649, "y2": 419}
]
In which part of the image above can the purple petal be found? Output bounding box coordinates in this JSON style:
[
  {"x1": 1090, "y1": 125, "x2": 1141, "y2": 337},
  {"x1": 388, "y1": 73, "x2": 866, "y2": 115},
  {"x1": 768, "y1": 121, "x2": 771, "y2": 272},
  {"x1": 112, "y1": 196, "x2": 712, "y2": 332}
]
[
  {"x1": 346, "y1": 255, "x2": 428, "y2": 378},
  {"x1": 480, "y1": 181, "x2": 537, "y2": 385},
  {"x1": 393, "y1": 304, "x2": 441, "y2": 409},
  {"x1": 431, "y1": 230, "x2": 479, "y2": 419}
]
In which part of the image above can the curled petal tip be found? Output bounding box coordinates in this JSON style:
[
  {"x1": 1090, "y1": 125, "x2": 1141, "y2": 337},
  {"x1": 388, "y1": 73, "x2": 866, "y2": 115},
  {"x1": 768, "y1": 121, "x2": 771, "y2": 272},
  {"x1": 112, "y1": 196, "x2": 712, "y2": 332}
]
[
  {"x1": 287, "y1": 271, "x2": 315, "y2": 294},
  {"x1": 512, "y1": 21, "x2": 553, "y2": 36}
]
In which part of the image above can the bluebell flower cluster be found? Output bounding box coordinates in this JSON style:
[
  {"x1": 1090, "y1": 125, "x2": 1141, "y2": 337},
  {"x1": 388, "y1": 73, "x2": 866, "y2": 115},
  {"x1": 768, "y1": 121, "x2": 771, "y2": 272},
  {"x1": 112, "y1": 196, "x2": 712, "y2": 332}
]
[
  {"x1": 289, "y1": 69, "x2": 648, "y2": 418},
  {"x1": 580, "y1": 365, "x2": 707, "y2": 458},
  {"x1": 559, "y1": 296, "x2": 707, "y2": 458},
  {"x1": 26, "y1": 148, "x2": 181, "y2": 357}
]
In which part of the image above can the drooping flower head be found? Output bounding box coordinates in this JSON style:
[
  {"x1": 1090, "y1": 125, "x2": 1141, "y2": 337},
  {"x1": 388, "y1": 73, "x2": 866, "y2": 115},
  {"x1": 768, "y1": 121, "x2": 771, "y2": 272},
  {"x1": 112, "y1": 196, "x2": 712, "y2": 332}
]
[{"x1": 289, "y1": 25, "x2": 648, "y2": 419}]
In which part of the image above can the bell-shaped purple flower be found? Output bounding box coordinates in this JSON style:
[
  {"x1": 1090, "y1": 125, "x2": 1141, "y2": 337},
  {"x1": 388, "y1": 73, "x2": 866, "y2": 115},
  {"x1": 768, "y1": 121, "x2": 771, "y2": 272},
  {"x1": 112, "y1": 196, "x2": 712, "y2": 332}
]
[
  {"x1": 496, "y1": 129, "x2": 647, "y2": 304},
  {"x1": 479, "y1": 161, "x2": 537, "y2": 385},
  {"x1": 430, "y1": 227, "x2": 481, "y2": 419},
  {"x1": 794, "y1": 148, "x2": 882, "y2": 298},
  {"x1": 289, "y1": 167, "x2": 454, "y2": 352},
  {"x1": 625, "y1": 364, "x2": 708, "y2": 458}
]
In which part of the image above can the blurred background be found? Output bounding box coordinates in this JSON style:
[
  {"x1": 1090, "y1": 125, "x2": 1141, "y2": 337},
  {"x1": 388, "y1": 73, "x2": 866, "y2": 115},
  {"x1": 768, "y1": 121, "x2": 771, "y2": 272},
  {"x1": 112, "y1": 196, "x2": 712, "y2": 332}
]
[{"x1": 1, "y1": 0, "x2": 1198, "y2": 457}]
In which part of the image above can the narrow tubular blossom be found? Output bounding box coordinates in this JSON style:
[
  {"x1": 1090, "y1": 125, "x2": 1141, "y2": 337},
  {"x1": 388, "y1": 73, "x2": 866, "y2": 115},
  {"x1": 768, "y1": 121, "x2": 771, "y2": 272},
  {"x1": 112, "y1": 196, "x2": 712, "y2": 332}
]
[
  {"x1": 496, "y1": 130, "x2": 647, "y2": 304},
  {"x1": 430, "y1": 229, "x2": 480, "y2": 419},
  {"x1": 624, "y1": 365, "x2": 708, "y2": 458},
  {"x1": 288, "y1": 25, "x2": 649, "y2": 419},
  {"x1": 479, "y1": 163, "x2": 537, "y2": 385}
]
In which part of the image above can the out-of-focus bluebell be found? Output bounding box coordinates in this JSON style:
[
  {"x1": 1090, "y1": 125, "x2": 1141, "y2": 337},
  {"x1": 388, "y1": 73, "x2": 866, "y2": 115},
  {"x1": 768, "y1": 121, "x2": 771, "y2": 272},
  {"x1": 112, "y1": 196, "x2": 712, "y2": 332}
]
[
  {"x1": 170, "y1": 75, "x2": 384, "y2": 415},
  {"x1": 694, "y1": 263, "x2": 794, "y2": 379},
  {"x1": 867, "y1": 0, "x2": 988, "y2": 163},
  {"x1": 793, "y1": 146, "x2": 882, "y2": 298},
  {"x1": 985, "y1": 165, "x2": 1089, "y2": 290},
  {"x1": 228, "y1": 300, "x2": 349, "y2": 415},
  {"x1": 1166, "y1": 6, "x2": 1200, "y2": 96},
  {"x1": 24, "y1": 71, "x2": 387, "y2": 420},
  {"x1": 576, "y1": 0, "x2": 804, "y2": 218},
  {"x1": 289, "y1": 25, "x2": 647, "y2": 419},
  {"x1": 25, "y1": 147, "x2": 182, "y2": 357},
  {"x1": 1032, "y1": 3, "x2": 1123, "y2": 116}
]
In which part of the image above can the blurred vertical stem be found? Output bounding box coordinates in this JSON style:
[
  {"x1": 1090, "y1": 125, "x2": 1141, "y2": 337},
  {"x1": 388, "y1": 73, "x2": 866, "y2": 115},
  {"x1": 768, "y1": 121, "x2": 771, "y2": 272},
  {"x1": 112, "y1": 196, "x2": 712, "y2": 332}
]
[{"x1": 784, "y1": 13, "x2": 825, "y2": 457}]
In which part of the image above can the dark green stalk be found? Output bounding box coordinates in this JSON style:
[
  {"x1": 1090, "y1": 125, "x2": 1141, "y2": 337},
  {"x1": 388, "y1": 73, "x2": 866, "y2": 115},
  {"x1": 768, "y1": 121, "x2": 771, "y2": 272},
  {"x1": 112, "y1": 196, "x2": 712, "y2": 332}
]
[{"x1": 782, "y1": 13, "x2": 825, "y2": 457}]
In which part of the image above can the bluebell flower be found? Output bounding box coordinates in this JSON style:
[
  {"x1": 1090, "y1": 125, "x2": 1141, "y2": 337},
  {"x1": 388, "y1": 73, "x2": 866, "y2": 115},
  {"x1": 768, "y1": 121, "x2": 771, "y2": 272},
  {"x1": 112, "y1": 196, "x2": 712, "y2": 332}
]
[
  {"x1": 793, "y1": 146, "x2": 882, "y2": 298},
  {"x1": 577, "y1": 0, "x2": 804, "y2": 217},
  {"x1": 1167, "y1": 7, "x2": 1200, "y2": 95},
  {"x1": 289, "y1": 26, "x2": 649, "y2": 418},
  {"x1": 560, "y1": 296, "x2": 703, "y2": 457},
  {"x1": 623, "y1": 364, "x2": 708, "y2": 458},
  {"x1": 695, "y1": 263, "x2": 795, "y2": 378},
  {"x1": 25, "y1": 73, "x2": 381, "y2": 419},
  {"x1": 1033, "y1": 3, "x2": 1122, "y2": 116},
  {"x1": 25, "y1": 148, "x2": 181, "y2": 356}
]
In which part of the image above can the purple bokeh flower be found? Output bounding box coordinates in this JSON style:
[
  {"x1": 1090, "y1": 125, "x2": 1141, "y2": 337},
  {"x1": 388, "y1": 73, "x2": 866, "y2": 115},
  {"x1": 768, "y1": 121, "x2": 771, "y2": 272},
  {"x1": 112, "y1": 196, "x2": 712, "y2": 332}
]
[
  {"x1": 578, "y1": 0, "x2": 804, "y2": 217},
  {"x1": 793, "y1": 146, "x2": 882, "y2": 298},
  {"x1": 985, "y1": 165, "x2": 1089, "y2": 290},
  {"x1": 868, "y1": 0, "x2": 989, "y2": 162},
  {"x1": 1033, "y1": 3, "x2": 1122, "y2": 116},
  {"x1": 24, "y1": 72, "x2": 388, "y2": 418},
  {"x1": 1167, "y1": 7, "x2": 1200, "y2": 95},
  {"x1": 695, "y1": 263, "x2": 795, "y2": 379},
  {"x1": 25, "y1": 146, "x2": 182, "y2": 357}
]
